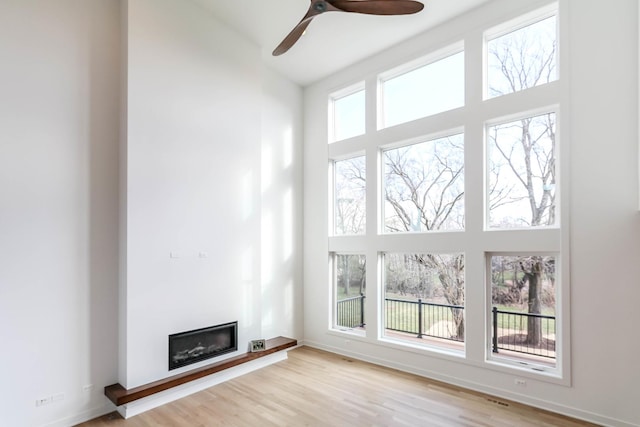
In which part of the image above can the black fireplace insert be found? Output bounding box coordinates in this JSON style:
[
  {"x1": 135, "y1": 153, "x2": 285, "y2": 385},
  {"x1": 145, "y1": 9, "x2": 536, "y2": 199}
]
[{"x1": 168, "y1": 321, "x2": 238, "y2": 370}]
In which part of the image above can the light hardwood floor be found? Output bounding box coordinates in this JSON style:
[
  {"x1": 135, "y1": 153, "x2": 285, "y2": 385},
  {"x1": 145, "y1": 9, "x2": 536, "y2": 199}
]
[{"x1": 78, "y1": 346, "x2": 598, "y2": 427}]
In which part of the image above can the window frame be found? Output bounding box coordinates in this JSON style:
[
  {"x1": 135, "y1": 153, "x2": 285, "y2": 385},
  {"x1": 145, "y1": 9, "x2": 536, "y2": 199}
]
[
  {"x1": 330, "y1": 251, "x2": 368, "y2": 336},
  {"x1": 381, "y1": 251, "x2": 467, "y2": 354},
  {"x1": 321, "y1": 1, "x2": 569, "y2": 386},
  {"x1": 328, "y1": 82, "x2": 366, "y2": 143},
  {"x1": 484, "y1": 107, "x2": 560, "y2": 231},
  {"x1": 483, "y1": 4, "x2": 559, "y2": 100},
  {"x1": 485, "y1": 251, "x2": 563, "y2": 378},
  {"x1": 331, "y1": 154, "x2": 367, "y2": 236},
  {"x1": 377, "y1": 42, "x2": 465, "y2": 130},
  {"x1": 381, "y1": 129, "x2": 466, "y2": 234}
]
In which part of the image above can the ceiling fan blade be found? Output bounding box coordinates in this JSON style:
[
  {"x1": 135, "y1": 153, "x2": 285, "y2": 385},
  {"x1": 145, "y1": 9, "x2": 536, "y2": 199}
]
[
  {"x1": 273, "y1": 0, "x2": 423, "y2": 56},
  {"x1": 330, "y1": 0, "x2": 424, "y2": 15},
  {"x1": 273, "y1": 1, "x2": 343, "y2": 56},
  {"x1": 272, "y1": 17, "x2": 315, "y2": 56}
]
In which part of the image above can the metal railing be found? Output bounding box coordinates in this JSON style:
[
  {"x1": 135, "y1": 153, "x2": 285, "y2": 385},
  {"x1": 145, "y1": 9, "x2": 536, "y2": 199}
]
[
  {"x1": 492, "y1": 307, "x2": 556, "y2": 359},
  {"x1": 336, "y1": 293, "x2": 365, "y2": 328},
  {"x1": 336, "y1": 296, "x2": 463, "y2": 342},
  {"x1": 336, "y1": 298, "x2": 556, "y2": 360},
  {"x1": 385, "y1": 298, "x2": 464, "y2": 342}
]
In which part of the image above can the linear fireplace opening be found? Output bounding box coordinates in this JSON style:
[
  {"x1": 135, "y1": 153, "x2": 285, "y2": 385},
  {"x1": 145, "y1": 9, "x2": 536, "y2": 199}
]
[{"x1": 168, "y1": 321, "x2": 238, "y2": 370}]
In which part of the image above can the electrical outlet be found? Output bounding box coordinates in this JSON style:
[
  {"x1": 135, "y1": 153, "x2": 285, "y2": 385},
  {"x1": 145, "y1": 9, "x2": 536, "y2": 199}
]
[
  {"x1": 515, "y1": 378, "x2": 527, "y2": 386},
  {"x1": 35, "y1": 397, "x2": 50, "y2": 407}
]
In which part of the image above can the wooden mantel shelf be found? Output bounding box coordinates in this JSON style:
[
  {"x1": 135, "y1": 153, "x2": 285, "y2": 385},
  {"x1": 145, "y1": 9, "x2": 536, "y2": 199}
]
[{"x1": 105, "y1": 336, "x2": 297, "y2": 406}]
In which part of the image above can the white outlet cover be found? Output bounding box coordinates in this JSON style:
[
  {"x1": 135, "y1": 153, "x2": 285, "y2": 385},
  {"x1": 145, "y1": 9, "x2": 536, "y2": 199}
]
[{"x1": 36, "y1": 397, "x2": 50, "y2": 407}]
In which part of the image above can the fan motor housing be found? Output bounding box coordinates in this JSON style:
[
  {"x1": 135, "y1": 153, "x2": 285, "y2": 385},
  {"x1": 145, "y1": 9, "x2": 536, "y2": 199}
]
[{"x1": 313, "y1": 1, "x2": 328, "y2": 13}]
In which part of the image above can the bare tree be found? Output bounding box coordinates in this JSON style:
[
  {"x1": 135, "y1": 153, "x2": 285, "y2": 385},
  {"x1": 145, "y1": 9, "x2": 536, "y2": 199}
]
[
  {"x1": 337, "y1": 254, "x2": 366, "y2": 298},
  {"x1": 384, "y1": 136, "x2": 466, "y2": 339},
  {"x1": 490, "y1": 116, "x2": 555, "y2": 346},
  {"x1": 414, "y1": 254, "x2": 465, "y2": 340},
  {"x1": 489, "y1": 115, "x2": 556, "y2": 228},
  {"x1": 384, "y1": 136, "x2": 464, "y2": 232},
  {"x1": 487, "y1": 17, "x2": 557, "y2": 346},
  {"x1": 335, "y1": 157, "x2": 366, "y2": 235},
  {"x1": 493, "y1": 255, "x2": 555, "y2": 345},
  {"x1": 487, "y1": 15, "x2": 556, "y2": 97}
]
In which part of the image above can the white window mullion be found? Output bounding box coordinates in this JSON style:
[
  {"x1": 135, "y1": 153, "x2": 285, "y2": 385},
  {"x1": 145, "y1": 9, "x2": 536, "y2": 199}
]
[
  {"x1": 463, "y1": 29, "x2": 486, "y2": 363},
  {"x1": 364, "y1": 137, "x2": 379, "y2": 340}
]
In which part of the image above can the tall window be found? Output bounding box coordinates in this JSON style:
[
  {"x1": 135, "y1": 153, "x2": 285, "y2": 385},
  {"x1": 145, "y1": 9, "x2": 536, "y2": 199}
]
[
  {"x1": 324, "y1": 3, "x2": 565, "y2": 381},
  {"x1": 483, "y1": 5, "x2": 561, "y2": 374}
]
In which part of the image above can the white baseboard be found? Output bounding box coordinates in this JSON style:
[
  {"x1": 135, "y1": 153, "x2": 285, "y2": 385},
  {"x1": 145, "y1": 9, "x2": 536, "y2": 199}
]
[
  {"x1": 41, "y1": 403, "x2": 115, "y2": 427},
  {"x1": 302, "y1": 340, "x2": 636, "y2": 427},
  {"x1": 118, "y1": 351, "x2": 288, "y2": 419}
]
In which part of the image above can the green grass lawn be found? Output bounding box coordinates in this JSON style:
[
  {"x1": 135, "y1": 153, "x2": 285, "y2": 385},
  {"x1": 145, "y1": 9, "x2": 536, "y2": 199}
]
[{"x1": 336, "y1": 288, "x2": 363, "y2": 301}]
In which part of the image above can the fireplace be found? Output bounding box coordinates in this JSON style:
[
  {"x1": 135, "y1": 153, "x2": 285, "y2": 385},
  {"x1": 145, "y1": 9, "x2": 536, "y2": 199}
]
[{"x1": 168, "y1": 321, "x2": 238, "y2": 370}]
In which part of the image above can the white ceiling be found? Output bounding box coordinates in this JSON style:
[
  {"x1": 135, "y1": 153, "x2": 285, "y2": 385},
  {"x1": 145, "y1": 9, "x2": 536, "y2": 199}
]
[{"x1": 194, "y1": 0, "x2": 490, "y2": 87}]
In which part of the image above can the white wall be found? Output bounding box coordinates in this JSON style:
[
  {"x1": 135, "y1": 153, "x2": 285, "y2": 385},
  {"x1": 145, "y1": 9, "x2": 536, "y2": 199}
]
[
  {"x1": 260, "y1": 66, "x2": 305, "y2": 341},
  {"x1": 567, "y1": 0, "x2": 640, "y2": 422},
  {"x1": 124, "y1": 0, "x2": 264, "y2": 389},
  {"x1": 123, "y1": 0, "x2": 304, "y2": 390},
  {"x1": 0, "y1": 0, "x2": 303, "y2": 425},
  {"x1": 303, "y1": 1, "x2": 640, "y2": 426},
  {"x1": 0, "y1": 1, "x2": 121, "y2": 426}
]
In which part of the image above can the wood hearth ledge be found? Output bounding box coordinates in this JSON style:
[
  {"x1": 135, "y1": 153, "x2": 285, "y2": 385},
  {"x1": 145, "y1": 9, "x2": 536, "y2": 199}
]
[{"x1": 105, "y1": 336, "x2": 297, "y2": 406}]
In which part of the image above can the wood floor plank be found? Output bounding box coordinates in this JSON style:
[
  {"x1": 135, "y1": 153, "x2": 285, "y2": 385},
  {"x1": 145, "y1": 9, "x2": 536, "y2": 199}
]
[{"x1": 78, "y1": 346, "x2": 598, "y2": 427}]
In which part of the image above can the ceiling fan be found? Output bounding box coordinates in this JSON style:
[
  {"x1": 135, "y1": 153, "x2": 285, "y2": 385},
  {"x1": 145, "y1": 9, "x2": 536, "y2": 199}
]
[{"x1": 273, "y1": 0, "x2": 425, "y2": 56}]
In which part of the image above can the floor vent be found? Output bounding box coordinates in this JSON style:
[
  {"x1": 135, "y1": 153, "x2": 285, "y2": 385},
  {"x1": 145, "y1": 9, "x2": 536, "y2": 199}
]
[{"x1": 487, "y1": 398, "x2": 510, "y2": 407}]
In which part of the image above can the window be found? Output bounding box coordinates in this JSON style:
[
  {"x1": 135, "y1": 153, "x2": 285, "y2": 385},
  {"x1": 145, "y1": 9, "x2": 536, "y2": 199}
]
[
  {"x1": 384, "y1": 253, "x2": 465, "y2": 351},
  {"x1": 334, "y1": 254, "x2": 366, "y2": 331},
  {"x1": 380, "y1": 50, "x2": 464, "y2": 128},
  {"x1": 330, "y1": 85, "x2": 365, "y2": 142},
  {"x1": 383, "y1": 134, "x2": 464, "y2": 233},
  {"x1": 486, "y1": 13, "x2": 557, "y2": 98},
  {"x1": 333, "y1": 156, "x2": 366, "y2": 235},
  {"x1": 482, "y1": 5, "x2": 562, "y2": 373},
  {"x1": 489, "y1": 254, "x2": 557, "y2": 368},
  {"x1": 320, "y1": 4, "x2": 565, "y2": 382},
  {"x1": 487, "y1": 112, "x2": 557, "y2": 229}
]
